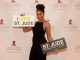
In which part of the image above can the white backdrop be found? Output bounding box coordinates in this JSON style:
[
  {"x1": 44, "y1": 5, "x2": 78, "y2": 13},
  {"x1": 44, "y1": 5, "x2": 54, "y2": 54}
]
[{"x1": 0, "y1": 0, "x2": 80, "y2": 60}]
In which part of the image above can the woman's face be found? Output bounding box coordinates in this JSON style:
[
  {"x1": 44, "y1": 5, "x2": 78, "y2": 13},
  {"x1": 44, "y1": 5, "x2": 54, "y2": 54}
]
[{"x1": 36, "y1": 11, "x2": 44, "y2": 21}]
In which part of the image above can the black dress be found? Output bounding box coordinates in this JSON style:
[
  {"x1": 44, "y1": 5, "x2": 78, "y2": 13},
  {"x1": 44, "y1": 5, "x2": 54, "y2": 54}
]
[{"x1": 29, "y1": 22, "x2": 47, "y2": 60}]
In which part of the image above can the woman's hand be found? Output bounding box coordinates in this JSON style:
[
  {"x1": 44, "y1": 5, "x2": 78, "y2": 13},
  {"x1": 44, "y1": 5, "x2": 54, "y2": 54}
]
[{"x1": 47, "y1": 49, "x2": 59, "y2": 55}]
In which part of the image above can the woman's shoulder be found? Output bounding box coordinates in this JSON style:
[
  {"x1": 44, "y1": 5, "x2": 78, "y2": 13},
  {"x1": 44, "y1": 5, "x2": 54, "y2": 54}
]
[
  {"x1": 43, "y1": 20, "x2": 50, "y2": 26},
  {"x1": 34, "y1": 21, "x2": 38, "y2": 24}
]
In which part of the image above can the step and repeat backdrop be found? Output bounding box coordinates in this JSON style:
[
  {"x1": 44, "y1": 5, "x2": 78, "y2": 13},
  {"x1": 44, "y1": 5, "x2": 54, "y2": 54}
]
[{"x1": 0, "y1": 0, "x2": 80, "y2": 60}]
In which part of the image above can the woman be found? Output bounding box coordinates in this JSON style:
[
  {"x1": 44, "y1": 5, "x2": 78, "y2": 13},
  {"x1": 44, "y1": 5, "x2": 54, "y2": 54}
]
[{"x1": 23, "y1": 4, "x2": 53, "y2": 60}]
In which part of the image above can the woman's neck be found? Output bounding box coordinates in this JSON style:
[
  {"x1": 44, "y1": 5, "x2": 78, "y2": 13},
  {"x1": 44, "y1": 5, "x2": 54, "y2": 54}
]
[{"x1": 38, "y1": 19, "x2": 45, "y2": 22}]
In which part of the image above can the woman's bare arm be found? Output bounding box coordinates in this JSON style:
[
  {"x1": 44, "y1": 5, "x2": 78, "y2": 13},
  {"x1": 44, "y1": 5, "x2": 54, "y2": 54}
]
[
  {"x1": 45, "y1": 22, "x2": 53, "y2": 42},
  {"x1": 23, "y1": 27, "x2": 32, "y2": 32}
]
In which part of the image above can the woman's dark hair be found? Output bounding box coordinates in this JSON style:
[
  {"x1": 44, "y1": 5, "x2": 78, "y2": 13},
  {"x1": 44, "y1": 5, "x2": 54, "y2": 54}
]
[{"x1": 36, "y1": 4, "x2": 45, "y2": 13}]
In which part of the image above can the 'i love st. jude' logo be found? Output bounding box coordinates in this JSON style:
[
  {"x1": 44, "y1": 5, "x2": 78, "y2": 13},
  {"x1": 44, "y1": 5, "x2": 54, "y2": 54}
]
[{"x1": 13, "y1": 15, "x2": 35, "y2": 27}]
